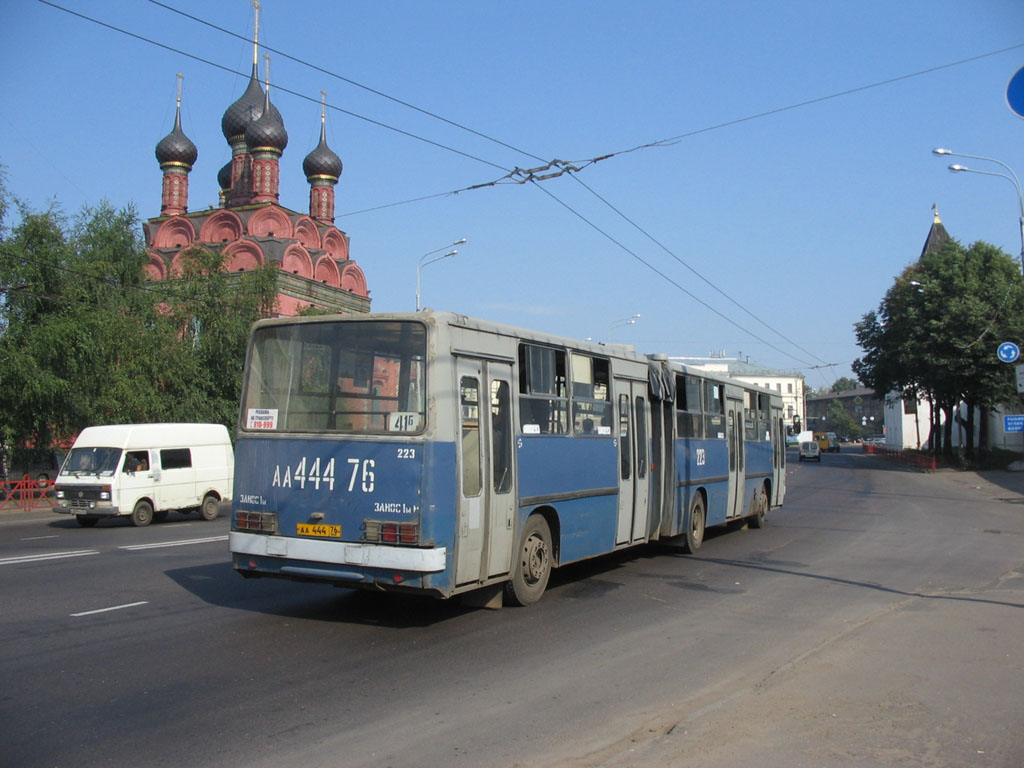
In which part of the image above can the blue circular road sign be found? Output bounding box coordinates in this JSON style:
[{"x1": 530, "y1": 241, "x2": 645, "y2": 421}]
[
  {"x1": 1008, "y1": 66, "x2": 1024, "y2": 119},
  {"x1": 998, "y1": 341, "x2": 1020, "y2": 363}
]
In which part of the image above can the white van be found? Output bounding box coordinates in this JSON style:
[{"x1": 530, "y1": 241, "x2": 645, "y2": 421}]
[{"x1": 53, "y1": 424, "x2": 233, "y2": 527}]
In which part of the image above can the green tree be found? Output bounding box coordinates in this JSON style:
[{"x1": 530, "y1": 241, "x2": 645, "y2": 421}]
[
  {"x1": 0, "y1": 188, "x2": 278, "y2": 477},
  {"x1": 854, "y1": 239, "x2": 1024, "y2": 462},
  {"x1": 831, "y1": 376, "x2": 860, "y2": 393}
]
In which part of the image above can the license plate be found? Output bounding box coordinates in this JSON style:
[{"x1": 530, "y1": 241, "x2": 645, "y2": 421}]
[{"x1": 296, "y1": 523, "x2": 342, "y2": 538}]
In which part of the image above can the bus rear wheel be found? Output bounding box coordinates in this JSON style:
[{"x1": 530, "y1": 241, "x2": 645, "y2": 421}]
[
  {"x1": 682, "y1": 495, "x2": 705, "y2": 554},
  {"x1": 749, "y1": 485, "x2": 768, "y2": 529},
  {"x1": 505, "y1": 515, "x2": 552, "y2": 606}
]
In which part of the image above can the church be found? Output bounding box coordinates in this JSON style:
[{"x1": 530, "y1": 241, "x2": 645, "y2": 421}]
[{"x1": 142, "y1": 24, "x2": 370, "y2": 316}]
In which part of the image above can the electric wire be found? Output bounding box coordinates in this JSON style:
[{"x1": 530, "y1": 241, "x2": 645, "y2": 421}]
[
  {"x1": 37, "y1": 0, "x2": 512, "y2": 173},
  {"x1": 529, "y1": 181, "x2": 814, "y2": 367},
  {"x1": 146, "y1": 0, "x2": 550, "y2": 166},
  {"x1": 35, "y1": 0, "x2": 1023, "y2": 372}
]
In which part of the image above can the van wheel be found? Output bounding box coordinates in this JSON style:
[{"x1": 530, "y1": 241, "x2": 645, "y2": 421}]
[
  {"x1": 504, "y1": 515, "x2": 552, "y2": 606},
  {"x1": 682, "y1": 495, "x2": 705, "y2": 553},
  {"x1": 131, "y1": 500, "x2": 154, "y2": 527},
  {"x1": 200, "y1": 495, "x2": 220, "y2": 521},
  {"x1": 76, "y1": 515, "x2": 99, "y2": 528},
  {"x1": 749, "y1": 485, "x2": 768, "y2": 529}
]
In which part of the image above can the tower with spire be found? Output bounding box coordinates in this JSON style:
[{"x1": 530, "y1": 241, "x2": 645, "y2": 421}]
[{"x1": 142, "y1": 4, "x2": 369, "y2": 316}]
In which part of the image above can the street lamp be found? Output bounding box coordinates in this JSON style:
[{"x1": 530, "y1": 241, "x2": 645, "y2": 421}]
[
  {"x1": 416, "y1": 238, "x2": 466, "y2": 311},
  {"x1": 933, "y1": 148, "x2": 1024, "y2": 274},
  {"x1": 606, "y1": 313, "x2": 641, "y2": 341}
]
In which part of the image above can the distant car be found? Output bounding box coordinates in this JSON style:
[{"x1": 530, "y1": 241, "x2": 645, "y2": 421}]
[
  {"x1": 799, "y1": 441, "x2": 821, "y2": 462},
  {"x1": 863, "y1": 435, "x2": 885, "y2": 446}
]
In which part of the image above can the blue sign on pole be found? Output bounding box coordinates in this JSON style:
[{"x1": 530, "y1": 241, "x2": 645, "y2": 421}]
[
  {"x1": 997, "y1": 341, "x2": 1020, "y2": 363},
  {"x1": 1008, "y1": 66, "x2": 1024, "y2": 120},
  {"x1": 1004, "y1": 415, "x2": 1024, "y2": 433}
]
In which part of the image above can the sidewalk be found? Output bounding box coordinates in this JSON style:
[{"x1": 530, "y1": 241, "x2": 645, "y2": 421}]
[{"x1": 932, "y1": 465, "x2": 1024, "y2": 504}]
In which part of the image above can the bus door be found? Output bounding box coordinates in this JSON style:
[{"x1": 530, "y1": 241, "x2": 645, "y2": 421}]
[
  {"x1": 614, "y1": 378, "x2": 649, "y2": 545},
  {"x1": 726, "y1": 397, "x2": 745, "y2": 519},
  {"x1": 771, "y1": 407, "x2": 786, "y2": 506},
  {"x1": 455, "y1": 358, "x2": 516, "y2": 586}
]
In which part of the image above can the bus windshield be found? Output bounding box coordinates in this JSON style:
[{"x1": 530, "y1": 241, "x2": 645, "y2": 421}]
[{"x1": 241, "y1": 320, "x2": 427, "y2": 434}]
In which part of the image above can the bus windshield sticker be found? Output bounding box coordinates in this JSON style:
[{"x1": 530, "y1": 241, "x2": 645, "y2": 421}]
[
  {"x1": 597, "y1": 426, "x2": 612, "y2": 436},
  {"x1": 248, "y1": 408, "x2": 278, "y2": 430},
  {"x1": 388, "y1": 412, "x2": 421, "y2": 432},
  {"x1": 523, "y1": 424, "x2": 541, "y2": 435}
]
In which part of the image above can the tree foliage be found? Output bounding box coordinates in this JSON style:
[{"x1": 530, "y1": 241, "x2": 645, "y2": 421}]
[
  {"x1": 853, "y1": 239, "x2": 1024, "y2": 459},
  {"x1": 0, "y1": 186, "x2": 278, "y2": 475}
]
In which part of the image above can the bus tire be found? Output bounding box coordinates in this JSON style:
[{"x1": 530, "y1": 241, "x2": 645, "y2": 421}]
[
  {"x1": 131, "y1": 500, "x2": 154, "y2": 527},
  {"x1": 682, "y1": 495, "x2": 705, "y2": 554},
  {"x1": 76, "y1": 515, "x2": 99, "y2": 528},
  {"x1": 749, "y1": 485, "x2": 768, "y2": 529},
  {"x1": 200, "y1": 494, "x2": 220, "y2": 521},
  {"x1": 505, "y1": 515, "x2": 552, "y2": 606}
]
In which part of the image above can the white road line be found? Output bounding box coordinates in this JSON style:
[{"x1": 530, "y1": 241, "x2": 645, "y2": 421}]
[
  {"x1": 20, "y1": 535, "x2": 59, "y2": 541},
  {"x1": 0, "y1": 550, "x2": 99, "y2": 566},
  {"x1": 119, "y1": 535, "x2": 228, "y2": 551},
  {"x1": 71, "y1": 601, "x2": 149, "y2": 617}
]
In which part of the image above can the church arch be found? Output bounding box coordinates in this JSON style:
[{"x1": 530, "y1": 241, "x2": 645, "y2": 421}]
[{"x1": 198, "y1": 210, "x2": 243, "y2": 244}]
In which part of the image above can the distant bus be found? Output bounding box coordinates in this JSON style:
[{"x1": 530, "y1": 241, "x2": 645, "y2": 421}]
[{"x1": 228, "y1": 312, "x2": 787, "y2": 606}]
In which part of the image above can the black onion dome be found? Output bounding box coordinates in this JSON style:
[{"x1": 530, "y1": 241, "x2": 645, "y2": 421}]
[
  {"x1": 217, "y1": 160, "x2": 232, "y2": 191},
  {"x1": 221, "y1": 65, "x2": 265, "y2": 142},
  {"x1": 245, "y1": 91, "x2": 288, "y2": 153},
  {"x1": 155, "y1": 108, "x2": 198, "y2": 168},
  {"x1": 303, "y1": 122, "x2": 342, "y2": 180}
]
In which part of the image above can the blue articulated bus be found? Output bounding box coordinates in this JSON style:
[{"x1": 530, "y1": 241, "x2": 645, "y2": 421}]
[{"x1": 229, "y1": 311, "x2": 786, "y2": 607}]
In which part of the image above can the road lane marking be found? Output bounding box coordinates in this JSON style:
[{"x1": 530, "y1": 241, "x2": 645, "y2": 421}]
[
  {"x1": 71, "y1": 601, "x2": 149, "y2": 617},
  {"x1": 119, "y1": 535, "x2": 228, "y2": 551},
  {"x1": 0, "y1": 550, "x2": 99, "y2": 566},
  {"x1": 21, "y1": 535, "x2": 59, "y2": 541}
]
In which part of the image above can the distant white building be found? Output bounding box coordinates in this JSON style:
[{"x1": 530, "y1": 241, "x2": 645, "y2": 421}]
[{"x1": 670, "y1": 357, "x2": 806, "y2": 434}]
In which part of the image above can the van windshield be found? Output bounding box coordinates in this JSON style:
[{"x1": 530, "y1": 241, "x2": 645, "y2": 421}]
[
  {"x1": 62, "y1": 447, "x2": 122, "y2": 477},
  {"x1": 241, "y1": 320, "x2": 427, "y2": 434}
]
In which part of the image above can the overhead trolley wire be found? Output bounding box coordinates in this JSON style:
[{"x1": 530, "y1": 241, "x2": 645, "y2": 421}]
[
  {"x1": 37, "y1": 0, "x2": 511, "y2": 173},
  {"x1": 146, "y1": 0, "x2": 551, "y2": 167}
]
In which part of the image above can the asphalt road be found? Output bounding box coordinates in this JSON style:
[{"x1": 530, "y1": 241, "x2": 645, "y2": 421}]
[{"x1": 1, "y1": 449, "x2": 1022, "y2": 768}]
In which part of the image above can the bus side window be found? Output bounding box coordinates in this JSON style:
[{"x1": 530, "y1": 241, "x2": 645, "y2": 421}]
[{"x1": 460, "y1": 376, "x2": 482, "y2": 497}]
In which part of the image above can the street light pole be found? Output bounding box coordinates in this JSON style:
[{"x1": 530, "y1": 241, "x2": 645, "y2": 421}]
[
  {"x1": 606, "y1": 313, "x2": 641, "y2": 341},
  {"x1": 933, "y1": 148, "x2": 1024, "y2": 274},
  {"x1": 416, "y1": 238, "x2": 466, "y2": 311}
]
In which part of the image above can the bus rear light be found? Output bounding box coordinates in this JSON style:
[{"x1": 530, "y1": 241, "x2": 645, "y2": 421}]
[
  {"x1": 362, "y1": 520, "x2": 419, "y2": 545},
  {"x1": 235, "y1": 510, "x2": 278, "y2": 534}
]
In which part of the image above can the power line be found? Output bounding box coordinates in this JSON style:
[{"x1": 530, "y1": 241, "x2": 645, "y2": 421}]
[
  {"x1": 146, "y1": 0, "x2": 550, "y2": 167},
  {"x1": 528, "y1": 181, "x2": 814, "y2": 368},
  {"x1": 37, "y1": 0, "x2": 512, "y2": 173}
]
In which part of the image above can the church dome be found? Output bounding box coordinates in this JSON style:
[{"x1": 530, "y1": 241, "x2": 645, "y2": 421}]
[
  {"x1": 217, "y1": 161, "x2": 232, "y2": 191},
  {"x1": 303, "y1": 122, "x2": 342, "y2": 180},
  {"x1": 245, "y1": 91, "x2": 288, "y2": 153},
  {"x1": 221, "y1": 65, "x2": 266, "y2": 142},
  {"x1": 155, "y1": 109, "x2": 197, "y2": 168}
]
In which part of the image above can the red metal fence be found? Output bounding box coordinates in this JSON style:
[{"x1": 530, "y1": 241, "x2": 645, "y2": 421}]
[
  {"x1": 0, "y1": 475, "x2": 55, "y2": 513},
  {"x1": 862, "y1": 443, "x2": 937, "y2": 471}
]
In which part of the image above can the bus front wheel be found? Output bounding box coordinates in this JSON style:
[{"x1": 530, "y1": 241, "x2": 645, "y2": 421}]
[
  {"x1": 682, "y1": 495, "x2": 705, "y2": 554},
  {"x1": 505, "y1": 515, "x2": 552, "y2": 606}
]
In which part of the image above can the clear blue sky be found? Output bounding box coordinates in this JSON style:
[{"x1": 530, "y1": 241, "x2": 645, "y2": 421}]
[{"x1": 3, "y1": 0, "x2": 1023, "y2": 389}]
